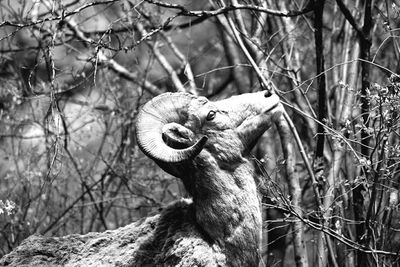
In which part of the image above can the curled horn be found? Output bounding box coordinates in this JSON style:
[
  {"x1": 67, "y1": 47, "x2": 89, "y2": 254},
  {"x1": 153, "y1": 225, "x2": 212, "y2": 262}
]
[{"x1": 135, "y1": 93, "x2": 208, "y2": 163}]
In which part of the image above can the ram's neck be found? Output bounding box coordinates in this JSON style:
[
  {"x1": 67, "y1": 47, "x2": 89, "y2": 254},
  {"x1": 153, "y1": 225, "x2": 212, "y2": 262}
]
[{"x1": 192, "y1": 154, "x2": 261, "y2": 266}]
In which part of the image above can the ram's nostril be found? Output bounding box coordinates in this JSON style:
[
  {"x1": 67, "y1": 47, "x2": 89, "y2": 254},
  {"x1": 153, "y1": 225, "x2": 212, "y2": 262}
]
[{"x1": 264, "y1": 91, "x2": 272, "y2": 98}]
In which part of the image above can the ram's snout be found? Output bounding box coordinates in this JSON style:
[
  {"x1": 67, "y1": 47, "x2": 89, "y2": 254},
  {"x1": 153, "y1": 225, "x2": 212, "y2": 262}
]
[
  {"x1": 232, "y1": 91, "x2": 283, "y2": 152},
  {"x1": 260, "y1": 91, "x2": 282, "y2": 114},
  {"x1": 231, "y1": 90, "x2": 282, "y2": 116}
]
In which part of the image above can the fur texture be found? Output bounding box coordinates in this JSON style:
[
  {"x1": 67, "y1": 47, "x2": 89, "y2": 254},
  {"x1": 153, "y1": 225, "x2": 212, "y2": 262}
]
[{"x1": 148, "y1": 91, "x2": 283, "y2": 266}]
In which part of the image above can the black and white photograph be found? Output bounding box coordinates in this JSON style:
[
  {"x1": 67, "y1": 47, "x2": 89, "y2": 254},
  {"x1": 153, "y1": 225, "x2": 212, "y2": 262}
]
[{"x1": 0, "y1": 1, "x2": 399, "y2": 266}]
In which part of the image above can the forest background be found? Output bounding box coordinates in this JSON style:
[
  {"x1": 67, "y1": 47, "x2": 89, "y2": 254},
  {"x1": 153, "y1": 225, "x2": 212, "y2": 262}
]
[{"x1": 1, "y1": 0, "x2": 400, "y2": 266}]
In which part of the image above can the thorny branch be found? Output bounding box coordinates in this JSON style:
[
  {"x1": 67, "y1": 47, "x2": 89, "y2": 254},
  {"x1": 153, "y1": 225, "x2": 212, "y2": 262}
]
[
  {"x1": 144, "y1": 0, "x2": 313, "y2": 18},
  {"x1": 0, "y1": 0, "x2": 120, "y2": 29}
]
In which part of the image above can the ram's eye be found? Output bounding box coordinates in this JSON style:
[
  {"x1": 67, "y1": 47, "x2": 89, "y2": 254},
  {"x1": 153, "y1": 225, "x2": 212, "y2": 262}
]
[{"x1": 206, "y1": 110, "x2": 216, "y2": 121}]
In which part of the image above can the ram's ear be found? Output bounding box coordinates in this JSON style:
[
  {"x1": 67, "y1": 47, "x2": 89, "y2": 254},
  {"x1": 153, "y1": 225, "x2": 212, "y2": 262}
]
[{"x1": 162, "y1": 123, "x2": 196, "y2": 149}]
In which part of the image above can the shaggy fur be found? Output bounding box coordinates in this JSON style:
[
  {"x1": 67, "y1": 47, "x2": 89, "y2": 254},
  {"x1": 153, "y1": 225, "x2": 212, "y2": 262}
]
[
  {"x1": 0, "y1": 199, "x2": 226, "y2": 266},
  {"x1": 147, "y1": 91, "x2": 283, "y2": 266}
]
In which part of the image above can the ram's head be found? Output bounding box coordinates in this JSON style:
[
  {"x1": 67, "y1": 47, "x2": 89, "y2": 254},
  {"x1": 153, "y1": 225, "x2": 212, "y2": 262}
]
[{"x1": 136, "y1": 91, "x2": 283, "y2": 176}]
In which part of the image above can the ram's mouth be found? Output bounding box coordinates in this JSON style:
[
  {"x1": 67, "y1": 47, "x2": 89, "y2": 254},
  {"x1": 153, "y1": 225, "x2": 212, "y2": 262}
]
[{"x1": 263, "y1": 102, "x2": 280, "y2": 113}]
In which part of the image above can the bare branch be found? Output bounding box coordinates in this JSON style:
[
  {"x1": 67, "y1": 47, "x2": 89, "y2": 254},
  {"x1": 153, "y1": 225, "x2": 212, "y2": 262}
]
[
  {"x1": 0, "y1": 0, "x2": 120, "y2": 29},
  {"x1": 160, "y1": 33, "x2": 198, "y2": 95},
  {"x1": 135, "y1": 22, "x2": 186, "y2": 93},
  {"x1": 96, "y1": 51, "x2": 162, "y2": 95},
  {"x1": 335, "y1": 0, "x2": 364, "y2": 39},
  {"x1": 38, "y1": 1, "x2": 162, "y2": 96},
  {"x1": 144, "y1": 0, "x2": 313, "y2": 18}
]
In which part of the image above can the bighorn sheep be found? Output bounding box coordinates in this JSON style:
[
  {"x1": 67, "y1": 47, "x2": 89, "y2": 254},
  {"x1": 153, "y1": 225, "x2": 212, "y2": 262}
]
[
  {"x1": 0, "y1": 90, "x2": 283, "y2": 267},
  {"x1": 135, "y1": 90, "x2": 283, "y2": 266}
]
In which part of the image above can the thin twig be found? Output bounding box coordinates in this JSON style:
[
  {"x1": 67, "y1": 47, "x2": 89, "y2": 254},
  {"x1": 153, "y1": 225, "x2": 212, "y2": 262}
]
[
  {"x1": 0, "y1": 0, "x2": 120, "y2": 28},
  {"x1": 222, "y1": 2, "x2": 319, "y2": 204},
  {"x1": 144, "y1": 0, "x2": 313, "y2": 18}
]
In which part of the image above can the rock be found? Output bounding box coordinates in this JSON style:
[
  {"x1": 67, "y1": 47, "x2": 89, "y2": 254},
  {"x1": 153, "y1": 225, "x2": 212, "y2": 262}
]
[{"x1": 0, "y1": 200, "x2": 226, "y2": 267}]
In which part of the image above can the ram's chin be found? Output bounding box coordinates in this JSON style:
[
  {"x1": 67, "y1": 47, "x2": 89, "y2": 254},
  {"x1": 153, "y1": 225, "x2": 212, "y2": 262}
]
[{"x1": 267, "y1": 104, "x2": 284, "y2": 122}]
